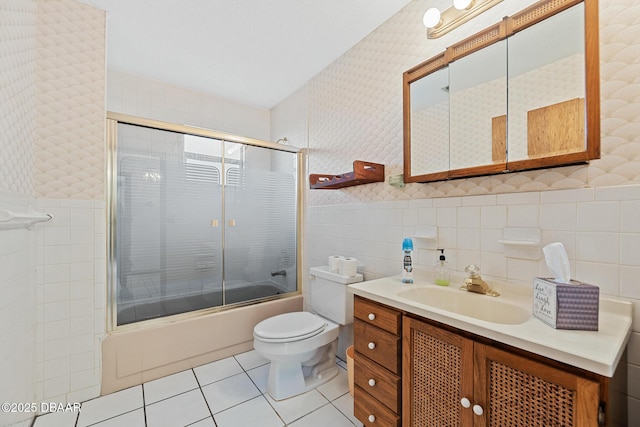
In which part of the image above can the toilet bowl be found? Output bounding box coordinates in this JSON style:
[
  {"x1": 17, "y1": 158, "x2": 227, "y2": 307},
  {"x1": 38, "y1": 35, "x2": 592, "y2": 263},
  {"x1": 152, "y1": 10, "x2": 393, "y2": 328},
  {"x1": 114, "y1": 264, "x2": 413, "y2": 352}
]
[
  {"x1": 253, "y1": 266, "x2": 363, "y2": 401},
  {"x1": 254, "y1": 311, "x2": 340, "y2": 400}
]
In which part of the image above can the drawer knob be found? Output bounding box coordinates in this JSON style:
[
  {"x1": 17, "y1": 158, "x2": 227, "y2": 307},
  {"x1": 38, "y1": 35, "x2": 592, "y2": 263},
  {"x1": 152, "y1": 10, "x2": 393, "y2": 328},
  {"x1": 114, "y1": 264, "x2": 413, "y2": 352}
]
[
  {"x1": 368, "y1": 414, "x2": 376, "y2": 423},
  {"x1": 367, "y1": 342, "x2": 376, "y2": 350},
  {"x1": 473, "y1": 404, "x2": 484, "y2": 416},
  {"x1": 368, "y1": 378, "x2": 376, "y2": 387},
  {"x1": 460, "y1": 397, "x2": 471, "y2": 408},
  {"x1": 368, "y1": 313, "x2": 376, "y2": 321}
]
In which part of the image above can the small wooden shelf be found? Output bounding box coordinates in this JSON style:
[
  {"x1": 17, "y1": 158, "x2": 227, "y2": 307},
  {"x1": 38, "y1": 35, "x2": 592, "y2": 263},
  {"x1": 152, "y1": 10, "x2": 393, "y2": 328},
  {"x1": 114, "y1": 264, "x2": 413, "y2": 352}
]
[{"x1": 309, "y1": 160, "x2": 385, "y2": 189}]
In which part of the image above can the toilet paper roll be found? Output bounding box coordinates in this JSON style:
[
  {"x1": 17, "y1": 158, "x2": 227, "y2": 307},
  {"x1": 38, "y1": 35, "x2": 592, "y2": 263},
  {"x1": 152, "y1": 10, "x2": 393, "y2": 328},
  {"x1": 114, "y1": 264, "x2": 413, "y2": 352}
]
[
  {"x1": 339, "y1": 257, "x2": 358, "y2": 277},
  {"x1": 328, "y1": 255, "x2": 343, "y2": 273}
]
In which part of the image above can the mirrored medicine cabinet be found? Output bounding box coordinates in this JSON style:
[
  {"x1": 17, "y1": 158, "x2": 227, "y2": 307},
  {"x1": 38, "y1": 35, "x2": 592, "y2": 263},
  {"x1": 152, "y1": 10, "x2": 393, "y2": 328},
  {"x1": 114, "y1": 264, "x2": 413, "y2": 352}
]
[{"x1": 403, "y1": 0, "x2": 600, "y2": 183}]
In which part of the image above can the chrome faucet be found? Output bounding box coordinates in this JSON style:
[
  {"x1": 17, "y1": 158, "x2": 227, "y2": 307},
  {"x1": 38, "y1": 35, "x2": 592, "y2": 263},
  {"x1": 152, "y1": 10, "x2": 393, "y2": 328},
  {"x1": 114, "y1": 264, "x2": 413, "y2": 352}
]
[
  {"x1": 271, "y1": 269, "x2": 287, "y2": 277},
  {"x1": 460, "y1": 264, "x2": 499, "y2": 297}
]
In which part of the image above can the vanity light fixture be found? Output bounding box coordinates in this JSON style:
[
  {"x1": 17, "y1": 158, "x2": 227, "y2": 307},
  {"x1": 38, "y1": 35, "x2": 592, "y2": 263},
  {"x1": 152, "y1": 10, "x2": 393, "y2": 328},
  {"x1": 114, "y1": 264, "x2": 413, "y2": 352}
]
[
  {"x1": 423, "y1": 0, "x2": 503, "y2": 39},
  {"x1": 453, "y1": 0, "x2": 474, "y2": 10},
  {"x1": 422, "y1": 7, "x2": 442, "y2": 29}
]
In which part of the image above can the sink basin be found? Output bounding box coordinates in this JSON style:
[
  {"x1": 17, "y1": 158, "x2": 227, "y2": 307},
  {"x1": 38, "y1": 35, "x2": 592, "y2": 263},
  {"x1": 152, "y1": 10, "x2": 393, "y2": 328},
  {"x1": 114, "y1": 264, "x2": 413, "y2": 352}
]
[{"x1": 397, "y1": 287, "x2": 530, "y2": 325}]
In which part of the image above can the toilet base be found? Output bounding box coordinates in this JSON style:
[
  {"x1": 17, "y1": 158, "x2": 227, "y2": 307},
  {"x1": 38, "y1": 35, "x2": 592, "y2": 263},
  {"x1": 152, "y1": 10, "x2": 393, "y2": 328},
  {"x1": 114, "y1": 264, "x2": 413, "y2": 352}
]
[{"x1": 266, "y1": 338, "x2": 339, "y2": 401}]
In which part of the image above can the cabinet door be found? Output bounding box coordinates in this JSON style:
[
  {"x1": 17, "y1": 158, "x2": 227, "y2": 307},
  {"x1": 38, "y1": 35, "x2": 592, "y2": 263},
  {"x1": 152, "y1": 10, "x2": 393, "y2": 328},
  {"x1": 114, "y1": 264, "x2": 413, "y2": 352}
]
[
  {"x1": 474, "y1": 343, "x2": 600, "y2": 427},
  {"x1": 402, "y1": 317, "x2": 474, "y2": 427}
]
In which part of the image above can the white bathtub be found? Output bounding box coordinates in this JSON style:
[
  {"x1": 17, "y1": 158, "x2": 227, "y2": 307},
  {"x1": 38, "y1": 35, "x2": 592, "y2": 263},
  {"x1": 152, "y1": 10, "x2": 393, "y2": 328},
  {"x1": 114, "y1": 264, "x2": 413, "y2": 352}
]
[{"x1": 101, "y1": 294, "x2": 302, "y2": 394}]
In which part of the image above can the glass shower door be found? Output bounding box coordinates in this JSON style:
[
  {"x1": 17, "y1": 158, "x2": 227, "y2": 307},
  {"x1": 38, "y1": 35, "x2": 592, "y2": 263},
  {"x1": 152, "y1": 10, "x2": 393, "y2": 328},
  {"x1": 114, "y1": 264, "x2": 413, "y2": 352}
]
[
  {"x1": 111, "y1": 117, "x2": 301, "y2": 327},
  {"x1": 223, "y1": 142, "x2": 298, "y2": 305},
  {"x1": 115, "y1": 124, "x2": 223, "y2": 325}
]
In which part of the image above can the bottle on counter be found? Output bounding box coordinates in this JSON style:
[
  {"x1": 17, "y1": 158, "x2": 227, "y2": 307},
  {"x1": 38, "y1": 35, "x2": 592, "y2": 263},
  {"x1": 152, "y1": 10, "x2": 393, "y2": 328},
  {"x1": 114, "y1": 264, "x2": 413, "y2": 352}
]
[
  {"x1": 434, "y1": 248, "x2": 451, "y2": 286},
  {"x1": 402, "y1": 238, "x2": 414, "y2": 284}
]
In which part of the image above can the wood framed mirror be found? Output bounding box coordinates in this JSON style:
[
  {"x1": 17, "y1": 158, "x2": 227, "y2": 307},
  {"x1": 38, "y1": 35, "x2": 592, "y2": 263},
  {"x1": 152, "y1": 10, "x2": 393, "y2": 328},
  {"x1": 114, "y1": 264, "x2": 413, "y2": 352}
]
[{"x1": 403, "y1": 0, "x2": 600, "y2": 184}]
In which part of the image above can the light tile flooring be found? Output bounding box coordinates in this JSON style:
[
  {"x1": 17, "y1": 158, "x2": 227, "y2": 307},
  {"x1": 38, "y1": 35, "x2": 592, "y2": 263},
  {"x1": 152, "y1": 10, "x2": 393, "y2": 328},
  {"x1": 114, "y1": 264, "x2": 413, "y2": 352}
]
[{"x1": 33, "y1": 350, "x2": 363, "y2": 427}]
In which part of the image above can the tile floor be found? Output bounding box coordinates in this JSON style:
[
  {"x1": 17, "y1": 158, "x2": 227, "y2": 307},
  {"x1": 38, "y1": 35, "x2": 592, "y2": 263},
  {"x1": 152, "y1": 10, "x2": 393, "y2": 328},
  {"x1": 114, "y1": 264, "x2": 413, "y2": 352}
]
[{"x1": 33, "y1": 350, "x2": 363, "y2": 427}]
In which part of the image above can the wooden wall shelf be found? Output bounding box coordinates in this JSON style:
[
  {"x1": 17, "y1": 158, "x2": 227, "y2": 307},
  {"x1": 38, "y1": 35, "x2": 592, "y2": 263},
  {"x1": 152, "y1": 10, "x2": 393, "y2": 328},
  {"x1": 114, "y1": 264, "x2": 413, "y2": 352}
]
[{"x1": 309, "y1": 160, "x2": 385, "y2": 189}]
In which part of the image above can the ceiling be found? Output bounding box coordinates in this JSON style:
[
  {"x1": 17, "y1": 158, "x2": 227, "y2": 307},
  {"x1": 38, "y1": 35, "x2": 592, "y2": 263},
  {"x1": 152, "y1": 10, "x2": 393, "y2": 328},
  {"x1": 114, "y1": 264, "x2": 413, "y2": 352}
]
[{"x1": 78, "y1": 0, "x2": 412, "y2": 109}]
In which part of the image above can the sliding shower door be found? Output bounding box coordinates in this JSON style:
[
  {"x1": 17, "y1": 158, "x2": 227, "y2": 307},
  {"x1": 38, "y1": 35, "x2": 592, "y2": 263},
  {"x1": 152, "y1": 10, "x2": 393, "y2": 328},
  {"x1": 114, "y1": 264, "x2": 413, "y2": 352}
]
[
  {"x1": 223, "y1": 143, "x2": 298, "y2": 304},
  {"x1": 110, "y1": 115, "x2": 300, "y2": 327},
  {"x1": 115, "y1": 124, "x2": 224, "y2": 325}
]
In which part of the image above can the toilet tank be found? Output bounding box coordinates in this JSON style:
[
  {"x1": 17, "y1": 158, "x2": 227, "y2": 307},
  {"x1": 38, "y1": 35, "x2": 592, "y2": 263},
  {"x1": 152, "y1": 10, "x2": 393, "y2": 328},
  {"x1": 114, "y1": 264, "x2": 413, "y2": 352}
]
[{"x1": 309, "y1": 266, "x2": 363, "y2": 325}]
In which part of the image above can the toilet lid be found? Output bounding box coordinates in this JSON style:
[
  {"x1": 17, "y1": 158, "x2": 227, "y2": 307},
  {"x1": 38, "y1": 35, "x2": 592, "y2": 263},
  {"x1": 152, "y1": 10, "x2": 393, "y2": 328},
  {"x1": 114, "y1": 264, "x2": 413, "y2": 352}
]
[{"x1": 254, "y1": 312, "x2": 326, "y2": 342}]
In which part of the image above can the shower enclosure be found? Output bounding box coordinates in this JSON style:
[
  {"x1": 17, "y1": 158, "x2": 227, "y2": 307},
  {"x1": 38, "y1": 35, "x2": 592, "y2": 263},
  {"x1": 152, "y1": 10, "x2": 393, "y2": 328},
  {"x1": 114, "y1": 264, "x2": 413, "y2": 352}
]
[{"x1": 107, "y1": 113, "x2": 301, "y2": 328}]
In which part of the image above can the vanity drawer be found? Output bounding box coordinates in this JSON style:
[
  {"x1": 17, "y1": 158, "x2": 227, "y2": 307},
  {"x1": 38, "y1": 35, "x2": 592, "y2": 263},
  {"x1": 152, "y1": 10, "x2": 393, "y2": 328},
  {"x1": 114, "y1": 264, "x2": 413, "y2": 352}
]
[
  {"x1": 354, "y1": 319, "x2": 401, "y2": 374},
  {"x1": 355, "y1": 296, "x2": 402, "y2": 335},
  {"x1": 354, "y1": 385, "x2": 400, "y2": 427},
  {"x1": 354, "y1": 351, "x2": 401, "y2": 413}
]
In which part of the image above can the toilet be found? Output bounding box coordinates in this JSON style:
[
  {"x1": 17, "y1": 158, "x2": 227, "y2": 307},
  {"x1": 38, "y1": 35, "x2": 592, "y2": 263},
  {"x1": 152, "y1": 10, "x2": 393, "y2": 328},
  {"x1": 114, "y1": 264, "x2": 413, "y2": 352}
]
[{"x1": 253, "y1": 265, "x2": 363, "y2": 401}]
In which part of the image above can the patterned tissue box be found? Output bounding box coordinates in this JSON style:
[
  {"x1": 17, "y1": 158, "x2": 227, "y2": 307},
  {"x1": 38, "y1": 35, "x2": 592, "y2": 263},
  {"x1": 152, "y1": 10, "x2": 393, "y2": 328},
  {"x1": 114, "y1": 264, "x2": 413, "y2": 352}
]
[{"x1": 533, "y1": 277, "x2": 599, "y2": 331}]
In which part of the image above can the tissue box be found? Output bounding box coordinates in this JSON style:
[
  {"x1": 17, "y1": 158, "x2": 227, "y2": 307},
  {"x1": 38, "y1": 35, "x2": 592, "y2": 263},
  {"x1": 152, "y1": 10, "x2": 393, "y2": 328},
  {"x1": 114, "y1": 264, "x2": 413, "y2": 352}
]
[{"x1": 533, "y1": 277, "x2": 599, "y2": 331}]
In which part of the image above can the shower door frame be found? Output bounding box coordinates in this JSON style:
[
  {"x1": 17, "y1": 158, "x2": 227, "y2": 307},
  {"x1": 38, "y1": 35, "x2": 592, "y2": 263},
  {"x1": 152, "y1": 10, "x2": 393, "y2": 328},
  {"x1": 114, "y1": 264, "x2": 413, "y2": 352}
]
[{"x1": 106, "y1": 112, "x2": 304, "y2": 332}]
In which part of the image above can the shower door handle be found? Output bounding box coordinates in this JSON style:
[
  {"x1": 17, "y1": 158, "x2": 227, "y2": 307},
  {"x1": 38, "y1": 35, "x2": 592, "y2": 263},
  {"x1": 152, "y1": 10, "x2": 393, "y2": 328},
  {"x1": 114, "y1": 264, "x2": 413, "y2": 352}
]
[
  {"x1": 228, "y1": 219, "x2": 236, "y2": 227},
  {"x1": 210, "y1": 219, "x2": 219, "y2": 227}
]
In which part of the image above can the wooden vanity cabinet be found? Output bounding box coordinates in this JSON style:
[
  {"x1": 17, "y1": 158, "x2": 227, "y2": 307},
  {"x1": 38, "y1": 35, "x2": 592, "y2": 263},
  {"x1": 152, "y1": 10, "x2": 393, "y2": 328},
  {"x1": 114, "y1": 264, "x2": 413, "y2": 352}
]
[
  {"x1": 403, "y1": 316, "x2": 603, "y2": 427},
  {"x1": 353, "y1": 296, "x2": 402, "y2": 426}
]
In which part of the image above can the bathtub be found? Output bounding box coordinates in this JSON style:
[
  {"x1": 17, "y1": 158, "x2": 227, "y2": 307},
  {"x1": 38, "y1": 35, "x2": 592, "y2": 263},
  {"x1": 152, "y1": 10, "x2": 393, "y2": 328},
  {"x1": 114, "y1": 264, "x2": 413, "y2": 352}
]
[
  {"x1": 117, "y1": 280, "x2": 291, "y2": 325},
  {"x1": 101, "y1": 293, "x2": 302, "y2": 394}
]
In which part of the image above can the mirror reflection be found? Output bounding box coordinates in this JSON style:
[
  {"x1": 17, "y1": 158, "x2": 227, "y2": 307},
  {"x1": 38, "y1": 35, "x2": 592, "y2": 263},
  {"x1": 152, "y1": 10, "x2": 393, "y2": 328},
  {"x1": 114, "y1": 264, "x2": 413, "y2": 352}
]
[
  {"x1": 410, "y1": 67, "x2": 450, "y2": 176},
  {"x1": 449, "y1": 40, "x2": 506, "y2": 171},
  {"x1": 507, "y1": 3, "x2": 586, "y2": 163}
]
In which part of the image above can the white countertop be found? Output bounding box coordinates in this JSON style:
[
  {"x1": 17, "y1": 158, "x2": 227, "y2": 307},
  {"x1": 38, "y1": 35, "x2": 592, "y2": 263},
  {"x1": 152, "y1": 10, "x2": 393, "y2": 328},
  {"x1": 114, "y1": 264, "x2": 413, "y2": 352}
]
[{"x1": 348, "y1": 269, "x2": 632, "y2": 377}]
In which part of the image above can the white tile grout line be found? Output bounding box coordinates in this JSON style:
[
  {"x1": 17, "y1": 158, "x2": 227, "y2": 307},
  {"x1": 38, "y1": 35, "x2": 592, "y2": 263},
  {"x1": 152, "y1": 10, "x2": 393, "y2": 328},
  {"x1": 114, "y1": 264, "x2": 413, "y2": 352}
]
[{"x1": 39, "y1": 356, "x2": 355, "y2": 427}]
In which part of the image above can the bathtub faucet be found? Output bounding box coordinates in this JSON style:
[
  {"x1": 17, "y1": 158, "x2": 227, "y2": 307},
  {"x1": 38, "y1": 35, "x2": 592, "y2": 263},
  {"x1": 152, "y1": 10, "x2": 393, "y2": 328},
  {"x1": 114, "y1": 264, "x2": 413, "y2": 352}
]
[{"x1": 271, "y1": 269, "x2": 287, "y2": 277}]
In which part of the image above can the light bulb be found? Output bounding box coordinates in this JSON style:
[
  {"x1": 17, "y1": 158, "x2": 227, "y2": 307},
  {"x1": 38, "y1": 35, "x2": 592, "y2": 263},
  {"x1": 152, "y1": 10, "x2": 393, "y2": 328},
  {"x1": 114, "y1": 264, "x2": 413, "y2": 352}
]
[
  {"x1": 453, "y1": 0, "x2": 474, "y2": 10},
  {"x1": 423, "y1": 7, "x2": 442, "y2": 28}
]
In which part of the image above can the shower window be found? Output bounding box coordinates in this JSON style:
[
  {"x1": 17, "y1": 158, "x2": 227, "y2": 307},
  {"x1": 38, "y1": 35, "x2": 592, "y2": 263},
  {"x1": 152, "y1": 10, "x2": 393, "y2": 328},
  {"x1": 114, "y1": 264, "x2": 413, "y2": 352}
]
[{"x1": 109, "y1": 115, "x2": 300, "y2": 327}]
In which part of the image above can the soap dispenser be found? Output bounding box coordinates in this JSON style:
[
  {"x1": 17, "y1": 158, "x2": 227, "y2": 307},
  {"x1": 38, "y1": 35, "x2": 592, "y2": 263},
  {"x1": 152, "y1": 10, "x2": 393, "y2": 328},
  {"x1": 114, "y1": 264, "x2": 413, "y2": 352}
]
[{"x1": 434, "y1": 249, "x2": 450, "y2": 286}]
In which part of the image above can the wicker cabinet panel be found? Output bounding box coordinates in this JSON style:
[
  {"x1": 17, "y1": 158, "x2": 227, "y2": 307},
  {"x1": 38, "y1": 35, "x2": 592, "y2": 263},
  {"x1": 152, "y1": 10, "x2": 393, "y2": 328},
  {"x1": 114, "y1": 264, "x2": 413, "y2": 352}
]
[
  {"x1": 354, "y1": 351, "x2": 401, "y2": 413},
  {"x1": 355, "y1": 296, "x2": 402, "y2": 335},
  {"x1": 402, "y1": 316, "x2": 474, "y2": 427},
  {"x1": 476, "y1": 343, "x2": 601, "y2": 427},
  {"x1": 403, "y1": 315, "x2": 603, "y2": 427},
  {"x1": 354, "y1": 319, "x2": 401, "y2": 374},
  {"x1": 355, "y1": 385, "x2": 401, "y2": 427}
]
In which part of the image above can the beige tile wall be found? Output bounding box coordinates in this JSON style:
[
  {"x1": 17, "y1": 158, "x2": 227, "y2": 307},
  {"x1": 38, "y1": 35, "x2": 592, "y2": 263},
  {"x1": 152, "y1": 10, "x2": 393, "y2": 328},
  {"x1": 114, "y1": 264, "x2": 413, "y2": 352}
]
[
  {"x1": 0, "y1": 0, "x2": 37, "y2": 197},
  {"x1": 34, "y1": 0, "x2": 105, "y2": 200},
  {"x1": 304, "y1": 0, "x2": 640, "y2": 207},
  {"x1": 107, "y1": 70, "x2": 271, "y2": 142}
]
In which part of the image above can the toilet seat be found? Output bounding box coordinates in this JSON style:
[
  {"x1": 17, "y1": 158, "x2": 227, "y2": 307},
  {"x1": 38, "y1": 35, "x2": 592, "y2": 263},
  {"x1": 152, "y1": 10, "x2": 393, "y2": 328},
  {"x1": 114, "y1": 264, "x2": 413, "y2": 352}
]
[{"x1": 254, "y1": 312, "x2": 326, "y2": 343}]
